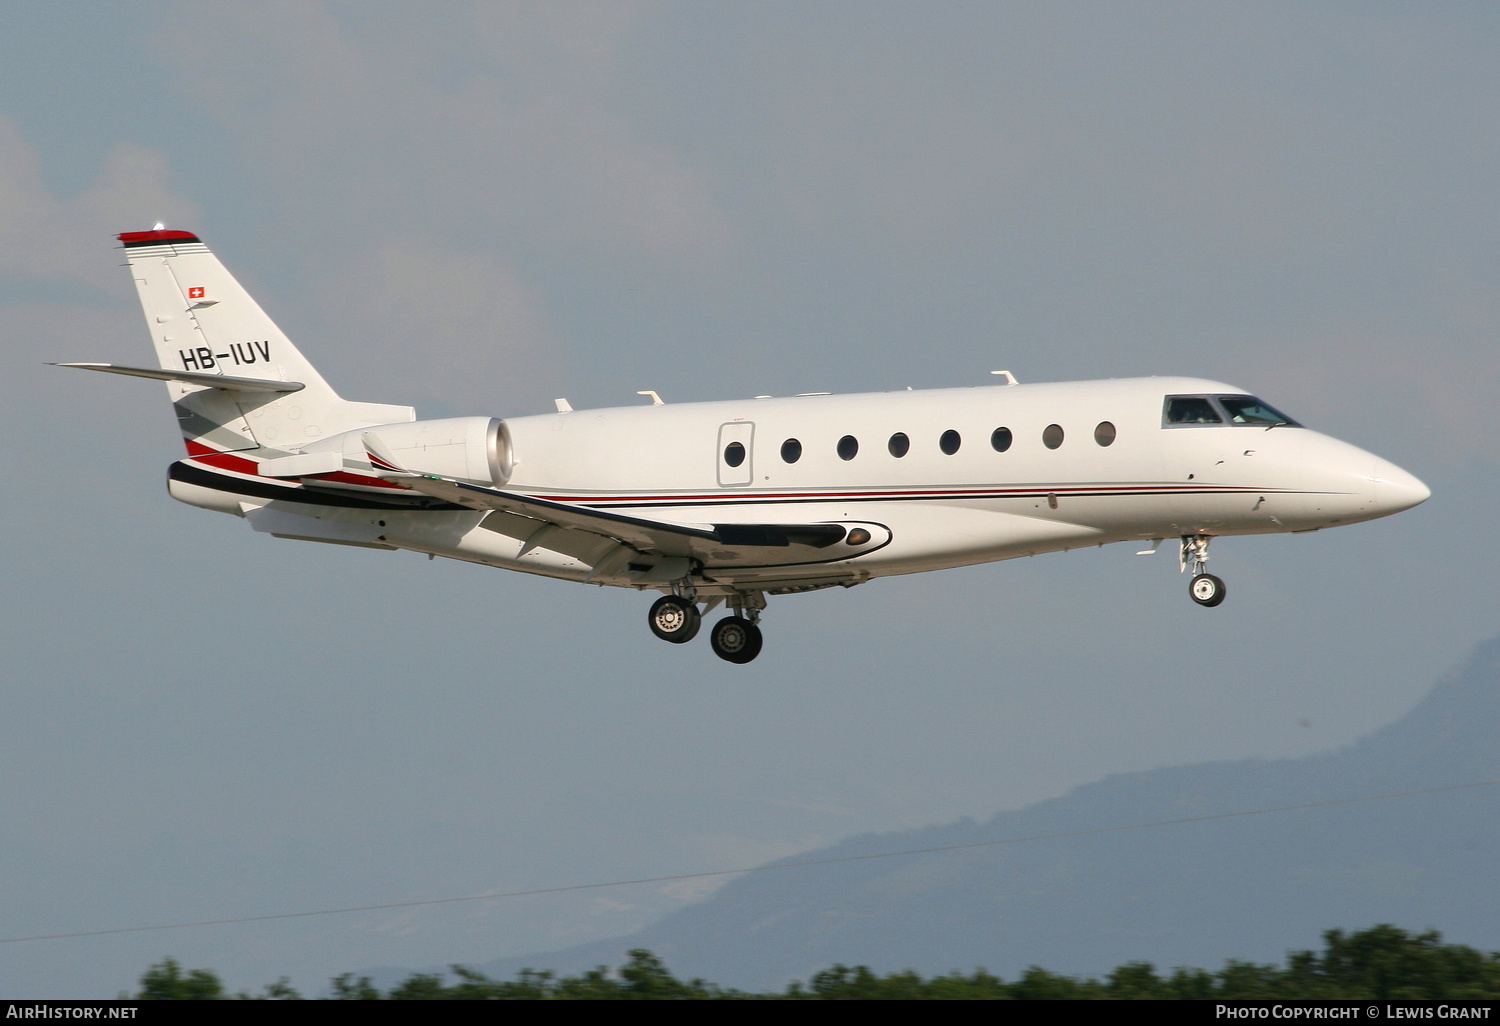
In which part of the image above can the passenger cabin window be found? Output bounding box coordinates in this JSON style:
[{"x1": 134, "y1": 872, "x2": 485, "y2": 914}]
[
  {"x1": 1164, "y1": 396, "x2": 1223, "y2": 425},
  {"x1": 837, "y1": 435, "x2": 859, "y2": 461},
  {"x1": 1042, "y1": 424, "x2": 1064, "y2": 449},
  {"x1": 723, "y1": 441, "x2": 746, "y2": 468},
  {"x1": 781, "y1": 438, "x2": 802, "y2": 463},
  {"x1": 991, "y1": 427, "x2": 1013, "y2": 452},
  {"x1": 888, "y1": 432, "x2": 909, "y2": 457},
  {"x1": 1094, "y1": 421, "x2": 1116, "y2": 447},
  {"x1": 940, "y1": 430, "x2": 961, "y2": 455}
]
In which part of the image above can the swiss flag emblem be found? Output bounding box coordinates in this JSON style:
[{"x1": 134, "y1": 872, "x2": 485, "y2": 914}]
[{"x1": 188, "y1": 287, "x2": 205, "y2": 299}]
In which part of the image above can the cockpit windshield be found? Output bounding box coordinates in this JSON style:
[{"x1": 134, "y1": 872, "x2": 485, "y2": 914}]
[
  {"x1": 1165, "y1": 396, "x2": 1222, "y2": 424},
  {"x1": 1163, "y1": 394, "x2": 1301, "y2": 428},
  {"x1": 1217, "y1": 395, "x2": 1299, "y2": 427}
]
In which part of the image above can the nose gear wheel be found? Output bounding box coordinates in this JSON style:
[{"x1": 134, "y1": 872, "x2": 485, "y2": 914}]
[{"x1": 1190, "y1": 573, "x2": 1226, "y2": 607}]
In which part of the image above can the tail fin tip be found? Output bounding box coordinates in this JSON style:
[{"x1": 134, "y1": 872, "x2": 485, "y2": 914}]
[{"x1": 118, "y1": 228, "x2": 201, "y2": 247}]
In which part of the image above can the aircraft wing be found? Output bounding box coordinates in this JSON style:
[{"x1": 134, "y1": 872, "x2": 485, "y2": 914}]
[
  {"x1": 397, "y1": 474, "x2": 720, "y2": 556},
  {"x1": 364, "y1": 434, "x2": 848, "y2": 561}
]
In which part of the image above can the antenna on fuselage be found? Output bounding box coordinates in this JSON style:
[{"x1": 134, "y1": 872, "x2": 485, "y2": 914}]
[
  {"x1": 990, "y1": 370, "x2": 1018, "y2": 385},
  {"x1": 637, "y1": 390, "x2": 665, "y2": 406}
]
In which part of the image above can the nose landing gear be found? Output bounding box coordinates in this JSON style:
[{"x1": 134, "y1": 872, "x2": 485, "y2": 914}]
[
  {"x1": 1189, "y1": 572, "x2": 1226, "y2": 606},
  {"x1": 646, "y1": 588, "x2": 767, "y2": 663},
  {"x1": 1181, "y1": 534, "x2": 1227, "y2": 607}
]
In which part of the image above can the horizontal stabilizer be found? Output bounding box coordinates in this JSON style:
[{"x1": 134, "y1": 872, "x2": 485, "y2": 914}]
[{"x1": 53, "y1": 362, "x2": 305, "y2": 394}]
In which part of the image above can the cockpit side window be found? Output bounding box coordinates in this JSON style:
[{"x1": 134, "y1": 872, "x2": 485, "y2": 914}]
[
  {"x1": 1164, "y1": 396, "x2": 1223, "y2": 426},
  {"x1": 1217, "y1": 395, "x2": 1300, "y2": 427}
]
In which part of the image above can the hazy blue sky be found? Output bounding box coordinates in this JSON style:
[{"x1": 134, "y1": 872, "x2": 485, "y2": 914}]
[{"x1": 2, "y1": 1, "x2": 1497, "y2": 996}]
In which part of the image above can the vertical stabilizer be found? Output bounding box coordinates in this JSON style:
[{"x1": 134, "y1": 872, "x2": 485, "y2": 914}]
[{"x1": 118, "y1": 229, "x2": 413, "y2": 458}]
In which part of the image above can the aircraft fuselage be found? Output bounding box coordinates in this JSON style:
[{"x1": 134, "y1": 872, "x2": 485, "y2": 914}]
[{"x1": 183, "y1": 375, "x2": 1423, "y2": 597}]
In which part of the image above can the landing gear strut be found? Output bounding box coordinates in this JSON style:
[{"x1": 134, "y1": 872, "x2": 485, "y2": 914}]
[{"x1": 1180, "y1": 534, "x2": 1226, "y2": 607}]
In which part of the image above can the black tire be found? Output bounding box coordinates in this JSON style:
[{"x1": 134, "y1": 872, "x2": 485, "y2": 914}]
[
  {"x1": 710, "y1": 616, "x2": 763, "y2": 664},
  {"x1": 1189, "y1": 573, "x2": 1226, "y2": 607},
  {"x1": 648, "y1": 595, "x2": 701, "y2": 643}
]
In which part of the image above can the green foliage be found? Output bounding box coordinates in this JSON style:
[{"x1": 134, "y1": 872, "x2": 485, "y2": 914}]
[
  {"x1": 136, "y1": 924, "x2": 1500, "y2": 1000},
  {"x1": 1206, "y1": 960, "x2": 1283, "y2": 999},
  {"x1": 1162, "y1": 965, "x2": 1218, "y2": 1000},
  {"x1": 236, "y1": 978, "x2": 301, "y2": 1000},
  {"x1": 1105, "y1": 961, "x2": 1168, "y2": 1000},
  {"x1": 386, "y1": 972, "x2": 449, "y2": 1000},
  {"x1": 798, "y1": 964, "x2": 1012, "y2": 1000},
  {"x1": 136, "y1": 957, "x2": 225, "y2": 1000},
  {"x1": 1010, "y1": 966, "x2": 1097, "y2": 1000},
  {"x1": 1286, "y1": 925, "x2": 1500, "y2": 1001},
  {"x1": 316, "y1": 950, "x2": 737, "y2": 1000},
  {"x1": 328, "y1": 973, "x2": 382, "y2": 1000},
  {"x1": 918, "y1": 969, "x2": 1011, "y2": 1000},
  {"x1": 617, "y1": 948, "x2": 702, "y2": 999}
]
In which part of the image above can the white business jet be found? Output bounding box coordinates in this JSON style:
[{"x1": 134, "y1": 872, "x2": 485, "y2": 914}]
[{"x1": 60, "y1": 228, "x2": 1429, "y2": 663}]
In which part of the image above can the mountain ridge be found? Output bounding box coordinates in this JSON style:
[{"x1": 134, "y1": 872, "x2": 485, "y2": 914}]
[{"x1": 452, "y1": 635, "x2": 1500, "y2": 990}]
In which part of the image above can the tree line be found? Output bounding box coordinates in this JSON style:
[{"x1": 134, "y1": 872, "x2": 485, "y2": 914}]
[{"x1": 134, "y1": 924, "x2": 1500, "y2": 1000}]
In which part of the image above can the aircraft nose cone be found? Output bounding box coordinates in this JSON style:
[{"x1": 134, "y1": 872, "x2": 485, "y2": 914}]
[{"x1": 1372, "y1": 459, "x2": 1431, "y2": 515}]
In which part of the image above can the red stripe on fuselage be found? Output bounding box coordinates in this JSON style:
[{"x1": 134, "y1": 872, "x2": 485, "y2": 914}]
[
  {"x1": 181, "y1": 440, "x2": 406, "y2": 490},
  {"x1": 184, "y1": 439, "x2": 260, "y2": 475},
  {"x1": 523, "y1": 483, "x2": 1276, "y2": 506}
]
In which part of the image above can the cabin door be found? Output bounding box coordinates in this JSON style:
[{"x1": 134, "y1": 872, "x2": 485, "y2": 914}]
[{"x1": 716, "y1": 421, "x2": 755, "y2": 487}]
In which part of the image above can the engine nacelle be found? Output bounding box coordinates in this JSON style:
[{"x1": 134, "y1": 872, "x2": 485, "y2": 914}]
[{"x1": 302, "y1": 416, "x2": 512, "y2": 486}]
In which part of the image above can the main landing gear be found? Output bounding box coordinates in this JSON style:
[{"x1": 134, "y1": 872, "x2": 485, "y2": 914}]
[
  {"x1": 709, "y1": 616, "x2": 763, "y2": 664},
  {"x1": 646, "y1": 589, "x2": 766, "y2": 664},
  {"x1": 648, "y1": 595, "x2": 701, "y2": 643},
  {"x1": 1180, "y1": 534, "x2": 1226, "y2": 607}
]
